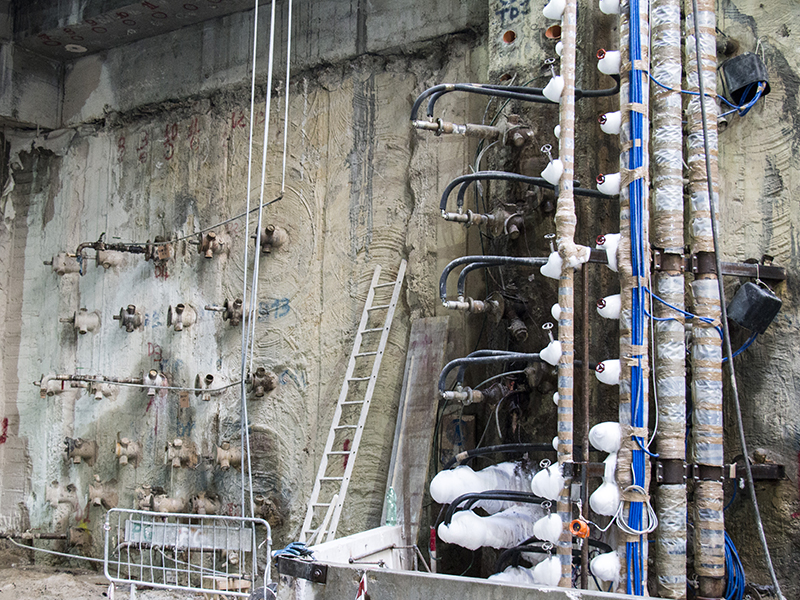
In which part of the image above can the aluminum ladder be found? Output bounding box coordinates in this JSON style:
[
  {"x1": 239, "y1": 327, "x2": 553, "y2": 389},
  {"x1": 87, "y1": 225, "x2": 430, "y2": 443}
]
[{"x1": 300, "y1": 260, "x2": 407, "y2": 544}]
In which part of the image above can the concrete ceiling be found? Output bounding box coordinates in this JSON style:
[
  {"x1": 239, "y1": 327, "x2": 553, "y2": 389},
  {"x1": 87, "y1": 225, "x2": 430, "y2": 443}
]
[{"x1": 13, "y1": 0, "x2": 273, "y2": 61}]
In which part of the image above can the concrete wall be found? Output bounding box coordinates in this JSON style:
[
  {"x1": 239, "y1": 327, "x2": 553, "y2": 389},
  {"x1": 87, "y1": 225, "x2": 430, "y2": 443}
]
[{"x1": 0, "y1": 0, "x2": 485, "y2": 554}]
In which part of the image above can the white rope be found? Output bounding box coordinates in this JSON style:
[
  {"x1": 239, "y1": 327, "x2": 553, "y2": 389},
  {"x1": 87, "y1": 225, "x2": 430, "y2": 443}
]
[{"x1": 281, "y1": 0, "x2": 293, "y2": 193}]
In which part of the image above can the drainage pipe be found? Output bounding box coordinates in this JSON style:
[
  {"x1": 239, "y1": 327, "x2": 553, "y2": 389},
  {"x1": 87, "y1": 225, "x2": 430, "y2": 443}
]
[
  {"x1": 684, "y1": 1, "x2": 724, "y2": 597},
  {"x1": 651, "y1": 0, "x2": 687, "y2": 597}
]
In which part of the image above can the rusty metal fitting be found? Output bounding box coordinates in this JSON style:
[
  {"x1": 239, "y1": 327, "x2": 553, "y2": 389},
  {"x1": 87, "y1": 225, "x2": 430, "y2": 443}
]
[
  {"x1": 60, "y1": 308, "x2": 102, "y2": 335},
  {"x1": 255, "y1": 224, "x2": 289, "y2": 254},
  {"x1": 167, "y1": 303, "x2": 197, "y2": 331},
  {"x1": 216, "y1": 441, "x2": 242, "y2": 470},
  {"x1": 249, "y1": 367, "x2": 278, "y2": 398},
  {"x1": 165, "y1": 438, "x2": 198, "y2": 469},
  {"x1": 64, "y1": 437, "x2": 97, "y2": 466},
  {"x1": 116, "y1": 435, "x2": 142, "y2": 467},
  {"x1": 113, "y1": 304, "x2": 143, "y2": 332}
]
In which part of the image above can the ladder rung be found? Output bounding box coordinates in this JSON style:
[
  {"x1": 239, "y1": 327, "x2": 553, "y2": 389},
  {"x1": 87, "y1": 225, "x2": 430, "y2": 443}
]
[
  {"x1": 355, "y1": 351, "x2": 378, "y2": 357},
  {"x1": 334, "y1": 425, "x2": 357, "y2": 429},
  {"x1": 367, "y1": 304, "x2": 391, "y2": 310},
  {"x1": 341, "y1": 400, "x2": 364, "y2": 405},
  {"x1": 373, "y1": 282, "x2": 396, "y2": 288},
  {"x1": 327, "y1": 450, "x2": 351, "y2": 455},
  {"x1": 320, "y1": 476, "x2": 344, "y2": 481},
  {"x1": 347, "y1": 376, "x2": 371, "y2": 381},
  {"x1": 360, "y1": 327, "x2": 383, "y2": 333},
  {"x1": 312, "y1": 503, "x2": 331, "y2": 507}
]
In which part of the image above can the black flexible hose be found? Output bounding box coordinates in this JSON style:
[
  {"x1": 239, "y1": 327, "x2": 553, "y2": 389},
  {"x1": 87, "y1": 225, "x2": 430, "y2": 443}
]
[
  {"x1": 456, "y1": 262, "x2": 496, "y2": 299},
  {"x1": 453, "y1": 350, "x2": 520, "y2": 383},
  {"x1": 410, "y1": 76, "x2": 621, "y2": 121},
  {"x1": 443, "y1": 443, "x2": 557, "y2": 470},
  {"x1": 494, "y1": 538, "x2": 613, "y2": 573},
  {"x1": 441, "y1": 491, "x2": 546, "y2": 526},
  {"x1": 438, "y1": 353, "x2": 542, "y2": 394},
  {"x1": 440, "y1": 255, "x2": 547, "y2": 301}
]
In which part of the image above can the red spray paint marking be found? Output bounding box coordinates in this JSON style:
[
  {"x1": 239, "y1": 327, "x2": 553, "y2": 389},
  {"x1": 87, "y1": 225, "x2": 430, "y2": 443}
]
[
  {"x1": 343, "y1": 439, "x2": 351, "y2": 469},
  {"x1": 0, "y1": 417, "x2": 8, "y2": 444}
]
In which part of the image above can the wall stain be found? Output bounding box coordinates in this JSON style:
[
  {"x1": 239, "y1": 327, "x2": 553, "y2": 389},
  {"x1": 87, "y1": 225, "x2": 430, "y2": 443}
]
[{"x1": 347, "y1": 73, "x2": 376, "y2": 258}]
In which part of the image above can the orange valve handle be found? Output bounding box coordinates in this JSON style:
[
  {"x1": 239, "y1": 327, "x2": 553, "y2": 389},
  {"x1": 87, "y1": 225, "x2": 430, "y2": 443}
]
[{"x1": 570, "y1": 519, "x2": 590, "y2": 538}]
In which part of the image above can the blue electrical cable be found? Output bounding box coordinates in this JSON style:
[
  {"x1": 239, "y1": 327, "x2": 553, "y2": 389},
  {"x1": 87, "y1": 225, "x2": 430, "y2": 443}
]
[
  {"x1": 724, "y1": 532, "x2": 746, "y2": 600},
  {"x1": 722, "y1": 332, "x2": 758, "y2": 363}
]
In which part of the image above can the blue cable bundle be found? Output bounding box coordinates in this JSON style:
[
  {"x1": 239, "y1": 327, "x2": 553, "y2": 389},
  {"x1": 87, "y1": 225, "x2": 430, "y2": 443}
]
[
  {"x1": 724, "y1": 532, "x2": 746, "y2": 600},
  {"x1": 625, "y1": 0, "x2": 647, "y2": 593}
]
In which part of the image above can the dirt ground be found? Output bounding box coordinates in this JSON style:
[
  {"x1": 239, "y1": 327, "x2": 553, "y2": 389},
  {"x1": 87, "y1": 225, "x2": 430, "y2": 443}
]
[{"x1": 0, "y1": 541, "x2": 207, "y2": 599}]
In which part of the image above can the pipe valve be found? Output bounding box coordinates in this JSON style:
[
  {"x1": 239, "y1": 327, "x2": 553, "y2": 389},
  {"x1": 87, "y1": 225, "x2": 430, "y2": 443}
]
[
  {"x1": 60, "y1": 308, "x2": 101, "y2": 335},
  {"x1": 89, "y1": 475, "x2": 119, "y2": 509},
  {"x1": 167, "y1": 303, "x2": 197, "y2": 331},
  {"x1": 194, "y1": 373, "x2": 216, "y2": 401},
  {"x1": 44, "y1": 252, "x2": 81, "y2": 275},
  {"x1": 64, "y1": 437, "x2": 98, "y2": 466},
  {"x1": 113, "y1": 305, "x2": 143, "y2": 332},
  {"x1": 116, "y1": 434, "x2": 142, "y2": 467},
  {"x1": 216, "y1": 441, "x2": 242, "y2": 470},
  {"x1": 193, "y1": 231, "x2": 224, "y2": 259},
  {"x1": 254, "y1": 224, "x2": 289, "y2": 254},
  {"x1": 165, "y1": 438, "x2": 198, "y2": 469},
  {"x1": 249, "y1": 367, "x2": 278, "y2": 398},
  {"x1": 144, "y1": 369, "x2": 167, "y2": 397}
]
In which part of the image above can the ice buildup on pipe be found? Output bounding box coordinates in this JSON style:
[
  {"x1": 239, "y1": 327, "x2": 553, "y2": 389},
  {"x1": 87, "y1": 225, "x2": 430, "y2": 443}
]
[
  {"x1": 555, "y1": 41, "x2": 563, "y2": 56},
  {"x1": 543, "y1": 76, "x2": 564, "y2": 102},
  {"x1": 590, "y1": 550, "x2": 622, "y2": 584},
  {"x1": 598, "y1": 111, "x2": 622, "y2": 135},
  {"x1": 552, "y1": 435, "x2": 559, "y2": 450},
  {"x1": 489, "y1": 564, "x2": 542, "y2": 585},
  {"x1": 589, "y1": 453, "x2": 621, "y2": 516},
  {"x1": 596, "y1": 294, "x2": 621, "y2": 319},
  {"x1": 533, "y1": 513, "x2": 564, "y2": 544},
  {"x1": 540, "y1": 339, "x2": 561, "y2": 366},
  {"x1": 540, "y1": 252, "x2": 562, "y2": 279},
  {"x1": 596, "y1": 172, "x2": 621, "y2": 196},
  {"x1": 596, "y1": 49, "x2": 621, "y2": 75},
  {"x1": 598, "y1": 0, "x2": 620, "y2": 14},
  {"x1": 532, "y1": 556, "x2": 562, "y2": 587},
  {"x1": 551, "y1": 303, "x2": 562, "y2": 321},
  {"x1": 595, "y1": 233, "x2": 620, "y2": 271},
  {"x1": 552, "y1": 391, "x2": 559, "y2": 406},
  {"x1": 541, "y1": 159, "x2": 564, "y2": 186},
  {"x1": 595, "y1": 359, "x2": 621, "y2": 385},
  {"x1": 589, "y1": 421, "x2": 622, "y2": 453},
  {"x1": 542, "y1": 0, "x2": 566, "y2": 20},
  {"x1": 553, "y1": 124, "x2": 561, "y2": 138},
  {"x1": 437, "y1": 505, "x2": 544, "y2": 550},
  {"x1": 429, "y1": 462, "x2": 532, "y2": 514},
  {"x1": 530, "y1": 463, "x2": 564, "y2": 501}
]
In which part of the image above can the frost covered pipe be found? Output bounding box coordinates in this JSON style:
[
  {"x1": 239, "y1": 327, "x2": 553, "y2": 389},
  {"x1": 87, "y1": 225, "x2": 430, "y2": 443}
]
[
  {"x1": 684, "y1": 1, "x2": 724, "y2": 594},
  {"x1": 651, "y1": 0, "x2": 688, "y2": 597},
  {"x1": 552, "y1": 0, "x2": 583, "y2": 586},
  {"x1": 615, "y1": 0, "x2": 651, "y2": 592},
  {"x1": 430, "y1": 462, "x2": 533, "y2": 514},
  {"x1": 438, "y1": 504, "x2": 546, "y2": 551}
]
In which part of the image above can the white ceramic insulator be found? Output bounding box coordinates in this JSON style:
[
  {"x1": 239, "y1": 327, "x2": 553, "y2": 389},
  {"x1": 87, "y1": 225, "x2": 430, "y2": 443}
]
[
  {"x1": 597, "y1": 172, "x2": 621, "y2": 196},
  {"x1": 595, "y1": 232, "x2": 620, "y2": 271},
  {"x1": 532, "y1": 556, "x2": 562, "y2": 587},
  {"x1": 551, "y1": 303, "x2": 562, "y2": 321},
  {"x1": 595, "y1": 359, "x2": 621, "y2": 385},
  {"x1": 597, "y1": 50, "x2": 621, "y2": 75},
  {"x1": 589, "y1": 422, "x2": 622, "y2": 453},
  {"x1": 591, "y1": 551, "x2": 622, "y2": 584},
  {"x1": 540, "y1": 251, "x2": 562, "y2": 279},
  {"x1": 597, "y1": 294, "x2": 621, "y2": 319},
  {"x1": 533, "y1": 513, "x2": 563, "y2": 545},
  {"x1": 599, "y1": 0, "x2": 620, "y2": 14},
  {"x1": 543, "y1": 76, "x2": 564, "y2": 102},
  {"x1": 599, "y1": 111, "x2": 622, "y2": 135},
  {"x1": 542, "y1": 0, "x2": 566, "y2": 20},
  {"x1": 530, "y1": 463, "x2": 564, "y2": 501},
  {"x1": 541, "y1": 159, "x2": 563, "y2": 186},
  {"x1": 540, "y1": 340, "x2": 562, "y2": 366}
]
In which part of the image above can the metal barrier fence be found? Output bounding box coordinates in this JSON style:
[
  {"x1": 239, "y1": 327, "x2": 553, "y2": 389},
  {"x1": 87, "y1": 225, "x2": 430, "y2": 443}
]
[{"x1": 104, "y1": 508, "x2": 272, "y2": 597}]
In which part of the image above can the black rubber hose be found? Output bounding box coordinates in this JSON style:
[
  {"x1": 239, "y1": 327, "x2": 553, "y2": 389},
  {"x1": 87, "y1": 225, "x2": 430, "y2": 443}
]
[
  {"x1": 440, "y1": 255, "x2": 547, "y2": 301},
  {"x1": 494, "y1": 538, "x2": 613, "y2": 573},
  {"x1": 453, "y1": 350, "x2": 520, "y2": 384},
  {"x1": 443, "y1": 443, "x2": 557, "y2": 470},
  {"x1": 456, "y1": 262, "x2": 496, "y2": 300},
  {"x1": 438, "y1": 353, "x2": 542, "y2": 394},
  {"x1": 411, "y1": 76, "x2": 621, "y2": 121},
  {"x1": 441, "y1": 491, "x2": 547, "y2": 526}
]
